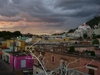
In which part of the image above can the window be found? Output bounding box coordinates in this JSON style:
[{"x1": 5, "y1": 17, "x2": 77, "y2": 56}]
[
  {"x1": 27, "y1": 47, "x2": 32, "y2": 50},
  {"x1": 51, "y1": 56, "x2": 55, "y2": 63},
  {"x1": 88, "y1": 69, "x2": 94, "y2": 75},
  {"x1": 16, "y1": 42, "x2": 21, "y2": 46}
]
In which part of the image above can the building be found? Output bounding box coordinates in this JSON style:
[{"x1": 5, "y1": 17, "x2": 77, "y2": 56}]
[
  {"x1": 68, "y1": 23, "x2": 93, "y2": 39},
  {"x1": 33, "y1": 49, "x2": 80, "y2": 70},
  {"x1": 6, "y1": 39, "x2": 25, "y2": 51},
  {"x1": 93, "y1": 21, "x2": 100, "y2": 35},
  {"x1": 32, "y1": 40, "x2": 100, "y2": 75},
  {"x1": 80, "y1": 58, "x2": 100, "y2": 75},
  {"x1": 10, "y1": 52, "x2": 34, "y2": 70}
]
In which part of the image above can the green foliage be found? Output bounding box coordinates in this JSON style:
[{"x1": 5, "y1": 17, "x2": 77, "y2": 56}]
[
  {"x1": 92, "y1": 34, "x2": 97, "y2": 39},
  {"x1": 92, "y1": 34, "x2": 100, "y2": 39},
  {"x1": 68, "y1": 46, "x2": 75, "y2": 52},
  {"x1": 86, "y1": 16, "x2": 100, "y2": 28},
  {"x1": 90, "y1": 51, "x2": 95, "y2": 56},
  {"x1": 67, "y1": 28, "x2": 77, "y2": 33},
  {"x1": 92, "y1": 39, "x2": 99, "y2": 45},
  {"x1": 0, "y1": 31, "x2": 22, "y2": 40},
  {"x1": 96, "y1": 35, "x2": 100, "y2": 38},
  {"x1": 67, "y1": 16, "x2": 100, "y2": 34},
  {"x1": 85, "y1": 50, "x2": 95, "y2": 56},
  {"x1": 85, "y1": 50, "x2": 90, "y2": 53},
  {"x1": 13, "y1": 31, "x2": 22, "y2": 37},
  {"x1": 83, "y1": 33, "x2": 88, "y2": 39}
]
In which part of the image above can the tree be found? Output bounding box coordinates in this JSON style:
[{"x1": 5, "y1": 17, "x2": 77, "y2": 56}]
[
  {"x1": 86, "y1": 16, "x2": 100, "y2": 28},
  {"x1": 85, "y1": 50, "x2": 95, "y2": 56},
  {"x1": 68, "y1": 46, "x2": 75, "y2": 52},
  {"x1": 13, "y1": 31, "x2": 22, "y2": 37},
  {"x1": 90, "y1": 51, "x2": 95, "y2": 56},
  {"x1": 83, "y1": 33, "x2": 87, "y2": 39},
  {"x1": 0, "y1": 31, "x2": 22, "y2": 40},
  {"x1": 92, "y1": 34, "x2": 96, "y2": 39},
  {"x1": 96, "y1": 35, "x2": 100, "y2": 38},
  {"x1": 67, "y1": 29, "x2": 76, "y2": 33},
  {"x1": 92, "y1": 39, "x2": 99, "y2": 45}
]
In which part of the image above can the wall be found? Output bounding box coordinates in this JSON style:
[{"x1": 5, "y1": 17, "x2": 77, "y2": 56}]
[
  {"x1": 0, "y1": 49, "x2": 2, "y2": 59},
  {"x1": 6, "y1": 40, "x2": 14, "y2": 48},
  {"x1": 33, "y1": 48, "x2": 100, "y2": 75},
  {"x1": 2, "y1": 51, "x2": 10, "y2": 63},
  {"x1": 34, "y1": 50, "x2": 79, "y2": 70},
  {"x1": 79, "y1": 58, "x2": 100, "y2": 75},
  {"x1": 7, "y1": 40, "x2": 25, "y2": 50},
  {"x1": 44, "y1": 52, "x2": 80, "y2": 70},
  {"x1": 20, "y1": 41, "x2": 25, "y2": 50},
  {"x1": 10, "y1": 54, "x2": 34, "y2": 70}
]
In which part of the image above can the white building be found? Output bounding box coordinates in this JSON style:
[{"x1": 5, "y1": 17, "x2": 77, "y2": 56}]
[
  {"x1": 72, "y1": 23, "x2": 92, "y2": 38},
  {"x1": 93, "y1": 22, "x2": 100, "y2": 35},
  {"x1": 67, "y1": 22, "x2": 100, "y2": 39}
]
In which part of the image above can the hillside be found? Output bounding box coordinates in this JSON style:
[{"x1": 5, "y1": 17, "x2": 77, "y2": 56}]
[
  {"x1": 68, "y1": 16, "x2": 100, "y2": 33},
  {"x1": 86, "y1": 16, "x2": 100, "y2": 28}
]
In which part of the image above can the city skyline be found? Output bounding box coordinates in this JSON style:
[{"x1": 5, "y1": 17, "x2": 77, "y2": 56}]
[{"x1": 0, "y1": 0, "x2": 100, "y2": 35}]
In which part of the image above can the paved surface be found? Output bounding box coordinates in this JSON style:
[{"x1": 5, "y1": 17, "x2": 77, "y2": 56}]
[
  {"x1": 0, "y1": 59, "x2": 25, "y2": 75},
  {"x1": 0, "y1": 62, "x2": 15, "y2": 75}
]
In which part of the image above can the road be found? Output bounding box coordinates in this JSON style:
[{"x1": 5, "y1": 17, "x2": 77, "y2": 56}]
[{"x1": 0, "y1": 62, "x2": 15, "y2": 75}]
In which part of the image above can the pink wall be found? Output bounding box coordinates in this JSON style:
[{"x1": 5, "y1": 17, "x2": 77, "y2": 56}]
[
  {"x1": 10, "y1": 54, "x2": 34, "y2": 70},
  {"x1": 79, "y1": 58, "x2": 100, "y2": 75}
]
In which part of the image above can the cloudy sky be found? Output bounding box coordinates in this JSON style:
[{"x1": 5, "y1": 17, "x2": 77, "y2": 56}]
[{"x1": 0, "y1": 0, "x2": 100, "y2": 35}]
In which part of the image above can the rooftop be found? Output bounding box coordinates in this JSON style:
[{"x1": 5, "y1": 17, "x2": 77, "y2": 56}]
[{"x1": 7, "y1": 51, "x2": 30, "y2": 56}]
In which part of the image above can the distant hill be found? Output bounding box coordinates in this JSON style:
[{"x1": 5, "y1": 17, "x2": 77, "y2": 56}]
[{"x1": 67, "y1": 16, "x2": 100, "y2": 33}]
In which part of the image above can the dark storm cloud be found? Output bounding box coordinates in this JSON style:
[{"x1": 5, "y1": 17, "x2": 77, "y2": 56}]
[
  {"x1": 0, "y1": 0, "x2": 100, "y2": 34},
  {"x1": 0, "y1": 7, "x2": 20, "y2": 17},
  {"x1": 54, "y1": 0, "x2": 100, "y2": 8},
  {"x1": 0, "y1": 0, "x2": 20, "y2": 17},
  {"x1": 0, "y1": 16, "x2": 24, "y2": 22},
  {"x1": 53, "y1": 0, "x2": 99, "y2": 17},
  {"x1": 0, "y1": 0, "x2": 8, "y2": 7}
]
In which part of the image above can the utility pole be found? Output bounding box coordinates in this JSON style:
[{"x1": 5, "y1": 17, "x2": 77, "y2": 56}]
[{"x1": 12, "y1": 37, "x2": 15, "y2": 71}]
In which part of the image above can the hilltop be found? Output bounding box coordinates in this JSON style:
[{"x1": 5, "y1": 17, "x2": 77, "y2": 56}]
[
  {"x1": 68, "y1": 16, "x2": 100, "y2": 33},
  {"x1": 86, "y1": 16, "x2": 100, "y2": 28}
]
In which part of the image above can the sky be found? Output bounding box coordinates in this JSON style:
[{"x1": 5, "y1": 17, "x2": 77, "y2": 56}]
[{"x1": 0, "y1": 0, "x2": 100, "y2": 35}]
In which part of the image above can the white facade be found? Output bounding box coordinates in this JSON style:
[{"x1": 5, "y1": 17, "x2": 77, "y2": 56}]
[
  {"x1": 72, "y1": 23, "x2": 92, "y2": 38},
  {"x1": 93, "y1": 22, "x2": 100, "y2": 35}
]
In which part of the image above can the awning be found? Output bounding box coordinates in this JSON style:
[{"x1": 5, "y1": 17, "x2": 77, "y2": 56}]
[{"x1": 86, "y1": 64, "x2": 98, "y2": 70}]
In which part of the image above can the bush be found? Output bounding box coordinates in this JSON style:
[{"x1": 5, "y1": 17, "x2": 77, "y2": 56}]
[
  {"x1": 85, "y1": 50, "x2": 95, "y2": 56},
  {"x1": 90, "y1": 51, "x2": 95, "y2": 56},
  {"x1": 68, "y1": 46, "x2": 75, "y2": 52},
  {"x1": 92, "y1": 39, "x2": 99, "y2": 45}
]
